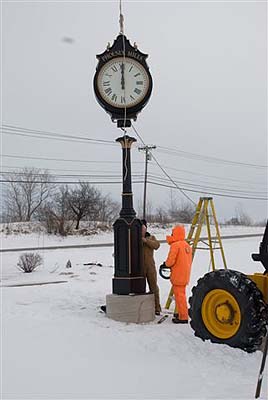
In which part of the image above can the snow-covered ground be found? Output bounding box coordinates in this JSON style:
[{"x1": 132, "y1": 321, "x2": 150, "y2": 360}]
[{"x1": 1, "y1": 226, "x2": 267, "y2": 399}]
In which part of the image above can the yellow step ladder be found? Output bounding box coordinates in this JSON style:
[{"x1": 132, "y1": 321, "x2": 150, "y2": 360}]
[{"x1": 164, "y1": 197, "x2": 227, "y2": 311}]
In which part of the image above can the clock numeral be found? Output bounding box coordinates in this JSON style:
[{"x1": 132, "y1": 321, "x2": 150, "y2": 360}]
[
  {"x1": 105, "y1": 88, "x2": 112, "y2": 96},
  {"x1": 136, "y1": 81, "x2": 143, "y2": 85},
  {"x1": 130, "y1": 95, "x2": 135, "y2": 101},
  {"x1": 129, "y1": 65, "x2": 133, "y2": 72},
  {"x1": 134, "y1": 88, "x2": 141, "y2": 95},
  {"x1": 121, "y1": 96, "x2": 126, "y2": 104},
  {"x1": 134, "y1": 73, "x2": 141, "y2": 77},
  {"x1": 112, "y1": 94, "x2": 117, "y2": 102},
  {"x1": 105, "y1": 73, "x2": 112, "y2": 77},
  {"x1": 111, "y1": 66, "x2": 118, "y2": 72},
  {"x1": 103, "y1": 81, "x2": 110, "y2": 86}
]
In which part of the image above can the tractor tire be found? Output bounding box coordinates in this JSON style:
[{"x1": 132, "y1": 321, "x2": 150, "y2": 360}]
[{"x1": 189, "y1": 269, "x2": 267, "y2": 353}]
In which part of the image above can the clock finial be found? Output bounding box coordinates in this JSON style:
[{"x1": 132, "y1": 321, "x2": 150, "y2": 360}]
[{"x1": 119, "y1": 0, "x2": 124, "y2": 35}]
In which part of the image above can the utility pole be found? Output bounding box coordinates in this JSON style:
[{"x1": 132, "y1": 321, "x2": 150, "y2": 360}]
[{"x1": 138, "y1": 145, "x2": 156, "y2": 220}]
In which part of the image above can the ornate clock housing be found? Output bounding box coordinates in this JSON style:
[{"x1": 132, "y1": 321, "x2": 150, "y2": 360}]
[{"x1": 93, "y1": 34, "x2": 153, "y2": 127}]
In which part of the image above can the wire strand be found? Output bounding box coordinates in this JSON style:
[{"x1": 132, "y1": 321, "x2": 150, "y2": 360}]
[{"x1": 132, "y1": 123, "x2": 196, "y2": 205}]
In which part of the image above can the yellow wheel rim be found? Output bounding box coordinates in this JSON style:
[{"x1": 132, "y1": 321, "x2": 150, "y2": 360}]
[{"x1": 201, "y1": 289, "x2": 241, "y2": 339}]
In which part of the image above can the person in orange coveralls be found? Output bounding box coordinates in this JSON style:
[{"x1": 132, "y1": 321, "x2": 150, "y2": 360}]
[{"x1": 165, "y1": 225, "x2": 192, "y2": 324}]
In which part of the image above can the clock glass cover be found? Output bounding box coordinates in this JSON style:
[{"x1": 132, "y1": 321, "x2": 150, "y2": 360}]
[{"x1": 97, "y1": 57, "x2": 150, "y2": 108}]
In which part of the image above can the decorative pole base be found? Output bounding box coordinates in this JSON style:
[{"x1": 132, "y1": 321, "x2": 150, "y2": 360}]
[{"x1": 113, "y1": 276, "x2": 146, "y2": 295}]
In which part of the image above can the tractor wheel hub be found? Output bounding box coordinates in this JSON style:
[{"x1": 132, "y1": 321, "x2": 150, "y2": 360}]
[{"x1": 215, "y1": 301, "x2": 234, "y2": 324}]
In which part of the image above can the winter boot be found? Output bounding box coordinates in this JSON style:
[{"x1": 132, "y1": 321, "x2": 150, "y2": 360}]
[{"x1": 172, "y1": 317, "x2": 188, "y2": 324}]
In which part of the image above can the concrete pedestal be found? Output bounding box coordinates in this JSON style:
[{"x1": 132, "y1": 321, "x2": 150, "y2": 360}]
[{"x1": 106, "y1": 293, "x2": 155, "y2": 323}]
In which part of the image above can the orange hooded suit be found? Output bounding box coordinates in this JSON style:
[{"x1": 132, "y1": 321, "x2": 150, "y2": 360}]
[{"x1": 165, "y1": 225, "x2": 192, "y2": 320}]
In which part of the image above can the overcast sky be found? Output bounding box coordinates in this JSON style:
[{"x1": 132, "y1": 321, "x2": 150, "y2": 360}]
[{"x1": 2, "y1": 0, "x2": 267, "y2": 222}]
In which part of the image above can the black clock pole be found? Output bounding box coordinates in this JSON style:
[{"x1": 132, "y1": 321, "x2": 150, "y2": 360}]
[{"x1": 113, "y1": 135, "x2": 146, "y2": 295}]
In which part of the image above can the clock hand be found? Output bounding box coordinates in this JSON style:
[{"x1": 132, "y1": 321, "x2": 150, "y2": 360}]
[{"x1": 120, "y1": 63, "x2": 125, "y2": 90}]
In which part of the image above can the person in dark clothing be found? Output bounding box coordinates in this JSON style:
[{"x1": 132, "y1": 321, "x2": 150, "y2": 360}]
[{"x1": 141, "y1": 219, "x2": 161, "y2": 315}]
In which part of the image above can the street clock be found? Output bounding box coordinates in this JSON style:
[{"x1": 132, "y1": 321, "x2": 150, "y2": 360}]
[{"x1": 93, "y1": 34, "x2": 153, "y2": 127}]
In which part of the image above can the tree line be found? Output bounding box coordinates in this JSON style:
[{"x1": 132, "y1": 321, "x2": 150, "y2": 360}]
[
  {"x1": 2, "y1": 168, "x2": 120, "y2": 235},
  {"x1": 2, "y1": 168, "x2": 261, "y2": 235}
]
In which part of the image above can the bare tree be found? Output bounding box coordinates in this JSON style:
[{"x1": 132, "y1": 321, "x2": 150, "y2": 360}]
[
  {"x1": 225, "y1": 205, "x2": 253, "y2": 226},
  {"x1": 98, "y1": 194, "x2": 120, "y2": 224},
  {"x1": 235, "y1": 205, "x2": 253, "y2": 226},
  {"x1": 68, "y1": 182, "x2": 102, "y2": 229},
  {"x1": 3, "y1": 168, "x2": 53, "y2": 222},
  {"x1": 39, "y1": 186, "x2": 73, "y2": 235},
  {"x1": 136, "y1": 197, "x2": 154, "y2": 221},
  {"x1": 154, "y1": 206, "x2": 169, "y2": 224},
  {"x1": 168, "y1": 191, "x2": 195, "y2": 223}
]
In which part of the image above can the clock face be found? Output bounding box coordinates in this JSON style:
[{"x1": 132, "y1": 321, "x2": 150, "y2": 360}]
[{"x1": 97, "y1": 57, "x2": 150, "y2": 108}]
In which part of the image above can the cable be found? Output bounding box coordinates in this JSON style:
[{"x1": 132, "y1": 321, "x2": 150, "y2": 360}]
[
  {"x1": 157, "y1": 146, "x2": 267, "y2": 169},
  {"x1": 0, "y1": 171, "x2": 144, "y2": 179},
  {"x1": 119, "y1": 0, "x2": 127, "y2": 131},
  {"x1": 1, "y1": 175, "x2": 266, "y2": 199},
  {"x1": 132, "y1": 124, "x2": 268, "y2": 202},
  {"x1": 2, "y1": 155, "x2": 265, "y2": 187},
  {"x1": 118, "y1": 1, "x2": 129, "y2": 181},
  {"x1": 132, "y1": 124, "x2": 196, "y2": 205},
  {"x1": 3, "y1": 124, "x2": 267, "y2": 169},
  {"x1": 1, "y1": 167, "x2": 266, "y2": 195},
  {"x1": 151, "y1": 163, "x2": 265, "y2": 187},
  {"x1": 147, "y1": 174, "x2": 267, "y2": 196},
  {"x1": 2, "y1": 131, "x2": 116, "y2": 147},
  {"x1": 2, "y1": 154, "x2": 144, "y2": 165},
  {"x1": 1, "y1": 164, "x2": 125, "y2": 174},
  {"x1": 0, "y1": 179, "x2": 144, "y2": 185},
  {"x1": 147, "y1": 181, "x2": 268, "y2": 201},
  {"x1": 2, "y1": 124, "x2": 115, "y2": 146}
]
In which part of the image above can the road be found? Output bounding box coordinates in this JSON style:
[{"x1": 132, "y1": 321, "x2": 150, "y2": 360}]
[{"x1": 0, "y1": 233, "x2": 263, "y2": 253}]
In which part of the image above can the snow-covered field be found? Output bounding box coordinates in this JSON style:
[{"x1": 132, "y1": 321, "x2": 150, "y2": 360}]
[
  {"x1": 1, "y1": 223, "x2": 264, "y2": 250},
  {"x1": 1, "y1": 226, "x2": 267, "y2": 399}
]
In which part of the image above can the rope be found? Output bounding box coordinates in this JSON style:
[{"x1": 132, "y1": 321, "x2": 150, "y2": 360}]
[{"x1": 119, "y1": 0, "x2": 128, "y2": 181}]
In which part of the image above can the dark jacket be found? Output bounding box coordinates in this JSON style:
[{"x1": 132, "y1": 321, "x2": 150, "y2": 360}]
[{"x1": 143, "y1": 233, "x2": 160, "y2": 273}]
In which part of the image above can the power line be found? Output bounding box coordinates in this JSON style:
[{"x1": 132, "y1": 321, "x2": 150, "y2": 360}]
[
  {"x1": 2, "y1": 157, "x2": 265, "y2": 187},
  {"x1": 147, "y1": 181, "x2": 268, "y2": 201},
  {"x1": 157, "y1": 146, "x2": 267, "y2": 169},
  {"x1": 1, "y1": 173, "x2": 267, "y2": 200},
  {"x1": 147, "y1": 174, "x2": 267, "y2": 196},
  {"x1": 2, "y1": 176, "x2": 266, "y2": 200},
  {"x1": 154, "y1": 163, "x2": 265, "y2": 187},
  {"x1": 2, "y1": 130, "x2": 116, "y2": 147},
  {"x1": 0, "y1": 179, "x2": 144, "y2": 185},
  {"x1": 1, "y1": 165, "x2": 135, "y2": 175},
  {"x1": 4, "y1": 123, "x2": 267, "y2": 169},
  {"x1": 1, "y1": 154, "x2": 142, "y2": 165},
  {"x1": 131, "y1": 124, "x2": 268, "y2": 202},
  {"x1": 2, "y1": 124, "x2": 115, "y2": 145},
  {"x1": 0, "y1": 171, "x2": 144, "y2": 179},
  {"x1": 1, "y1": 169, "x2": 265, "y2": 195},
  {"x1": 132, "y1": 124, "x2": 196, "y2": 205}
]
